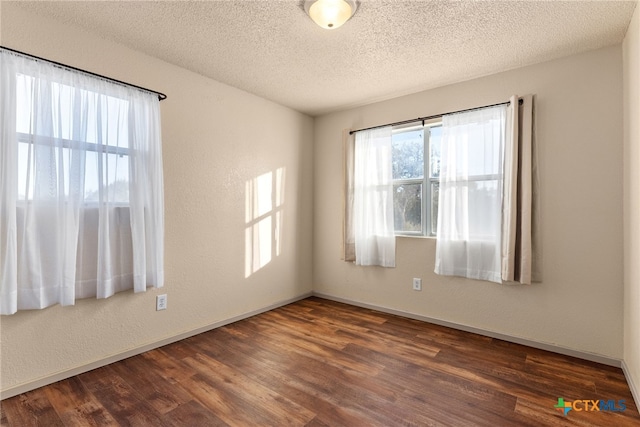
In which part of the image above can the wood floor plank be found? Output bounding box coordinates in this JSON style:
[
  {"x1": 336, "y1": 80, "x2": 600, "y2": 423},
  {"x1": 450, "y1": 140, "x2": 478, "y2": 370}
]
[
  {"x1": 108, "y1": 353, "x2": 192, "y2": 415},
  {"x1": 248, "y1": 315, "x2": 387, "y2": 377},
  {"x1": 1, "y1": 388, "x2": 64, "y2": 427},
  {"x1": 2, "y1": 296, "x2": 638, "y2": 426},
  {"x1": 192, "y1": 327, "x2": 395, "y2": 426},
  {"x1": 346, "y1": 344, "x2": 528, "y2": 426},
  {"x1": 78, "y1": 366, "x2": 170, "y2": 426},
  {"x1": 182, "y1": 353, "x2": 316, "y2": 426},
  {"x1": 43, "y1": 377, "x2": 118, "y2": 426},
  {"x1": 0, "y1": 407, "x2": 8, "y2": 427},
  {"x1": 163, "y1": 400, "x2": 229, "y2": 427},
  {"x1": 198, "y1": 322, "x2": 426, "y2": 426}
]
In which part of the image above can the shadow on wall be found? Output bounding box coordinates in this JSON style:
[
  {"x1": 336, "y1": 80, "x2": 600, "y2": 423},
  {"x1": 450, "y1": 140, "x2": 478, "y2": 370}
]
[{"x1": 244, "y1": 167, "x2": 286, "y2": 278}]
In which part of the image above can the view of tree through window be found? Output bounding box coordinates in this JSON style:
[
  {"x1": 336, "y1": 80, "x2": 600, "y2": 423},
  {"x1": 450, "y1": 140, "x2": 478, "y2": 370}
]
[{"x1": 391, "y1": 123, "x2": 441, "y2": 236}]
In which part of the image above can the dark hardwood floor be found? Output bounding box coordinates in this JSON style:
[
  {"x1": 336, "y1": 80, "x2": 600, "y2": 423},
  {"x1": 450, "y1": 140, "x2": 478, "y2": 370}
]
[{"x1": 1, "y1": 297, "x2": 638, "y2": 426}]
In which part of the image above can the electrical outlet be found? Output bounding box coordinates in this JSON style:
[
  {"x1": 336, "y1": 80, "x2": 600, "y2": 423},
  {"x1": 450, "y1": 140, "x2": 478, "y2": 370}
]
[
  {"x1": 412, "y1": 278, "x2": 422, "y2": 291},
  {"x1": 156, "y1": 294, "x2": 167, "y2": 311}
]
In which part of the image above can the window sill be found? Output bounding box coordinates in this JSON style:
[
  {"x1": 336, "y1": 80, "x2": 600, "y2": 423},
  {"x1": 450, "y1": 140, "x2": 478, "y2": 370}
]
[{"x1": 396, "y1": 234, "x2": 436, "y2": 240}]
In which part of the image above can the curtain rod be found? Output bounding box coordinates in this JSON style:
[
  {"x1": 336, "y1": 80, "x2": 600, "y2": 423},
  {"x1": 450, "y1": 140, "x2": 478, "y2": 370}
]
[
  {"x1": 349, "y1": 98, "x2": 523, "y2": 135},
  {"x1": 0, "y1": 46, "x2": 167, "y2": 101}
]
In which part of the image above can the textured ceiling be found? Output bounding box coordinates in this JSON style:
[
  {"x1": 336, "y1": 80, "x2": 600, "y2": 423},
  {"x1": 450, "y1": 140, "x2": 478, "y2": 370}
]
[{"x1": 8, "y1": 0, "x2": 637, "y2": 116}]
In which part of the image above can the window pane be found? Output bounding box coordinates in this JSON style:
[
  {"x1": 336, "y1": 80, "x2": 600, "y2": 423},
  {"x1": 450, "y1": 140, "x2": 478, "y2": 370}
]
[
  {"x1": 16, "y1": 75, "x2": 34, "y2": 134},
  {"x1": 102, "y1": 96, "x2": 130, "y2": 149},
  {"x1": 103, "y1": 153, "x2": 129, "y2": 203},
  {"x1": 468, "y1": 179, "x2": 501, "y2": 239},
  {"x1": 18, "y1": 142, "x2": 33, "y2": 200},
  {"x1": 84, "y1": 151, "x2": 99, "y2": 202},
  {"x1": 430, "y1": 181, "x2": 439, "y2": 235},
  {"x1": 429, "y1": 126, "x2": 441, "y2": 179},
  {"x1": 392, "y1": 130, "x2": 423, "y2": 180},
  {"x1": 83, "y1": 152, "x2": 130, "y2": 203},
  {"x1": 393, "y1": 183, "x2": 422, "y2": 233},
  {"x1": 447, "y1": 122, "x2": 502, "y2": 177}
]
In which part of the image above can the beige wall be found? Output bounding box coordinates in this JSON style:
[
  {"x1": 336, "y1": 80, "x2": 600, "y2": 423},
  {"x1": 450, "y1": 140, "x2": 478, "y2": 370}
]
[
  {"x1": 624, "y1": 1, "x2": 640, "y2": 399},
  {"x1": 314, "y1": 46, "x2": 624, "y2": 360},
  {"x1": 0, "y1": 4, "x2": 314, "y2": 393}
]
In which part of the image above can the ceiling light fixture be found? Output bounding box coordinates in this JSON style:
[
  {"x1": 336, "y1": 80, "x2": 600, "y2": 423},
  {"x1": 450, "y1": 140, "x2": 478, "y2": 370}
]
[{"x1": 304, "y1": 0, "x2": 358, "y2": 30}]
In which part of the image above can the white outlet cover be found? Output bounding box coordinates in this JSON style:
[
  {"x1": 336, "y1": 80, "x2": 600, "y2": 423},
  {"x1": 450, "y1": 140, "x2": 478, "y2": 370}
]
[{"x1": 156, "y1": 294, "x2": 167, "y2": 311}]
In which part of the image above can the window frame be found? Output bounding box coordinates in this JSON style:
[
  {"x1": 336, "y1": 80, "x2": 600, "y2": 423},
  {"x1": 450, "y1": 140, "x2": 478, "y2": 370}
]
[{"x1": 392, "y1": 117, "x2": 442, "y2": 238}]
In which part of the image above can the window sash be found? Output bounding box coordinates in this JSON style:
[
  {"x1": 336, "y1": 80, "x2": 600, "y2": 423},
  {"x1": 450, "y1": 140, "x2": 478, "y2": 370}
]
[
  {"x1": 392, "y1": 121, "x2": 441, "y2": 237},
  {"x1": 17, "y1": 132, "x2": 130, "y2": 157}
]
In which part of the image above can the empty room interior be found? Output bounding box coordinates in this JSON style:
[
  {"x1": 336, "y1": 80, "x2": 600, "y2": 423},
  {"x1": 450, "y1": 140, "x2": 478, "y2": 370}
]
[{"x1": 2, "y1": 0, "x2": 640, "y2": 425}]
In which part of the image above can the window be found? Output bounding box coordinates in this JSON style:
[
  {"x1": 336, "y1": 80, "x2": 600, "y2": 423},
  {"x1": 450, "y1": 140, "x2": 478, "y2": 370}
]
[
  {"x1": 16, "y1": 74, "x2": 131, "y2": 203},
  {"x1": 346, "y1": 96, "x2": 536, "y2": 283},
  {"x1": 391, "y1": 119, "x2": 441, "y2": 236},
  {"x1": 1, "y1": 49, "x2": 164, "y2": 315}
]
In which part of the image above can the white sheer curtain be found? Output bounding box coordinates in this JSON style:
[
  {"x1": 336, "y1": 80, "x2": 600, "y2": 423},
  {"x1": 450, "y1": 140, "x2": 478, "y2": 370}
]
[
  {"x1": 435, "y1": 105, "x2": 507, "y2": 283},
  {"x1": 353, "y1": 126, "x2": 396, "y2": 267},
  {"x1": 0, "y1": 49, "x2": 164, "y2": 315}
]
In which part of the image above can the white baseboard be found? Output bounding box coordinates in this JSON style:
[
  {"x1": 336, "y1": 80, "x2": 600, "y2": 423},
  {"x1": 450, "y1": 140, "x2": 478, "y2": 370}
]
[
  {"x1": 312, "y1": 291, "x2": 622, "y2": 368},
  {"x1": 1, "y1": 292, "x2": 313, "y2": 400},
  {"x1": 622, "y1": 360, "x2": 640, "y2": 407}
]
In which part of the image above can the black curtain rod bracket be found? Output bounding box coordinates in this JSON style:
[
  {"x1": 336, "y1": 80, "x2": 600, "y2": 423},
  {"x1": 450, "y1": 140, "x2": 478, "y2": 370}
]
[
  {"x1": 350, "y1": 98, "x2": 523, "y2": 135},
  {"x1": 1, "y1": 46, "x2": 167, "y2": 101}
]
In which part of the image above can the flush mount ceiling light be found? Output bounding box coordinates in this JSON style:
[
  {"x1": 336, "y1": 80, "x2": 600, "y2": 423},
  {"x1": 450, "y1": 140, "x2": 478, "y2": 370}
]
[{"x1": 304, "y1": 0, "x2": 358, "y2": 30}]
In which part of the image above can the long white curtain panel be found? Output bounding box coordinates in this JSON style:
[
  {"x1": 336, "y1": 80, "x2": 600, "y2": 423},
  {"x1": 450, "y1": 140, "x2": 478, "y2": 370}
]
[
  {"x1": 353, "y1": 126, "x2": 396, "y2": 267},
  {"x1": 435, "y1": 105, "x2": 507, "y2": 283},
  {"x1": 0, "y1": 50, "x2": 164, "y2": 314}
]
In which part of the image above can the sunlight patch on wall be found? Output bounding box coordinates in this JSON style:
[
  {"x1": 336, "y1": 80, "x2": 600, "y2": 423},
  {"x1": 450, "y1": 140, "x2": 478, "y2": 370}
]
[{"x1": 245, "y1": 167, "x2": 286, "y2": 278}]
